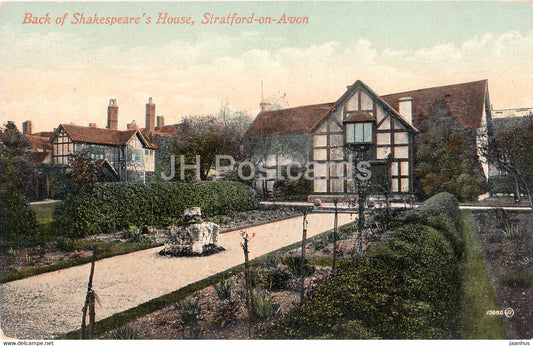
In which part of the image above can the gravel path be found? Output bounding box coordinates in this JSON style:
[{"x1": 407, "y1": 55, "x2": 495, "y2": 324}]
[{"x1": 1, "y1": 213, "x2": 354, "y2": 340}]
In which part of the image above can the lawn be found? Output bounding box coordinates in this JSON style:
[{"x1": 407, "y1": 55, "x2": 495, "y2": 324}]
[{"x1": 459, "y1": 212, "x2": 507, "y2": 339}]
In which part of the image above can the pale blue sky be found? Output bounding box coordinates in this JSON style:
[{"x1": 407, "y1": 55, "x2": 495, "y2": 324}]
[{"x1": 1, "y1": 1, "x2": 533, "y2": 131}]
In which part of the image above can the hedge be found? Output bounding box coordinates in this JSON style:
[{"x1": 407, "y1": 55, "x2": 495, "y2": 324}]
[
  {"x1": 53, "y1": 181, "x2": 257, "y2": 238},
  {"x1": 413, "y1": 191, "x2": 463, "y2": 257},
  {"x1": 265, "y1": 192, "x2": 464, "y2": 339}
]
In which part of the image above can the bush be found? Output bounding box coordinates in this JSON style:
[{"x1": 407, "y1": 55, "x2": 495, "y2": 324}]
[
  {"x1": 266, "y1": 206, "x2": 463, "y2": 339},
  {"x1": 214, "y1": 279, "x2": 233, "y2": 301},
  {"x1": 503, "y1": 270, "x2": 533, "y2": 288},
  {"x1": 273, "y1": 172, "x2": 312, "y2": 202},
  {"x1": 251, "y1": 292, "x2": 281, "y2": 322},
  {"x1": 0, "y1": 195, "x2": 39, "y2": 247},
  {"x1": 176, "y1": 297, "x2": 201, "y2": 326},
  {"x1": 54, "y1": 181, "x2": 257, "y2": 239},
  {"x1": 262, "y1": 267, "x2": 292, "y2": 291},
  {"x1": 413, "y1": 192, "x2": 463, "y2": 257},
  {"x1": 281, "y1": 256, "x2": 315, "y2": 277}
]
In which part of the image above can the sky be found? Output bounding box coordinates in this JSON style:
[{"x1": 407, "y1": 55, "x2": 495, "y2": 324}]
[{"x1": 1, "y1": 1, "x2": 533, "y2": 133}]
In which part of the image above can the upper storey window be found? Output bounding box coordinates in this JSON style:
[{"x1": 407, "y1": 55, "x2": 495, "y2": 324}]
[{"x1": 344, "y1": 112, "x2": 374, "y2": 144}]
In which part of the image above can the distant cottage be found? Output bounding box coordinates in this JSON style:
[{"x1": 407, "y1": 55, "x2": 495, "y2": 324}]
[
  {"x1": 20, "y1": 97, "x2": 182, "y2": 184},
  {"x1": 244, "y1": 79, "x2": 491, "y2": 200}
]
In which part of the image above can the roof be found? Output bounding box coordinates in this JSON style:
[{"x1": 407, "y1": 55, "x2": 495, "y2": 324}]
[
  {"x1": 25, "y1": 134, "x2": 52, "y2": 152},
  {"x1": 245, "y1": 80, "x2": 488, "y2": 138},
  {"x1": 57, "y1": 124, "x2": 158, "y2": 149},
  {"x1": 30, "y1": 151, "x2": 51, "y2": 164},
  {"x1": 381, "y1": 80, "x2": 488, "y2": 129},
  {"x1": 154, "y1": 124, "x2": 181, "y2": 136},
  {"x1": 245, "y1": 103, "x2": 335, "y2": 137}
]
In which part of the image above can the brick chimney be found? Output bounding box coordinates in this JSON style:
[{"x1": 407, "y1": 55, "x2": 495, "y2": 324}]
[
  {"x1": 127, "y1": 120, "x2": 139, "y2": 130},
  {"x1": 398, "y1": 97, "x2": 413, "y2": 125},
  {"x1": 107, "y1": 99, "x2": 118, "y2": 130},
  {"x1": 22, "y1": 120, "x2": 33, "y2": 134},
  {"x1": 146, "y1": 97, "x2": 155, "y2": 133},
  {"x1": 156, "y1": 116, "x2": 165, "y2": 129},
  {"x1": 89, "y1": 123, "x2": 97, "y2": 128}
]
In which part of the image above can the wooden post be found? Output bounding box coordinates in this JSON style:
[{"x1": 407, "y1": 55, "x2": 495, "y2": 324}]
[
  {"x1": 80, "y1": 252, "x2": 96, "y2": 339},
  {"x1": 300, "y1": 209, "x2": 309, "y2": 303}
]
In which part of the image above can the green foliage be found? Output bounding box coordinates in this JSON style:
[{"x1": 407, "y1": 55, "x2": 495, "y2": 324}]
[
  {"x1": 55, "y1": 236, "x2": 77, "y2": 252},
  {"x1": 176, "y1": 297, "x2": 201, "y2": 326},
  {"x1": 503, "y1": 269, "x2": 533, "y2": 288},
  {"x1": 266, "y1": 193, "x2": 465, "y2": 340},
  {"x1": 414, "y1": 101, "x2": 486, "y2": 202},
  {"x1": 261, "y1": 267, "x2": 292, "y2": 291},
  {"x1": 502, "y1": 222, "x2": 521, "y2": 241},
  {"x1": 251, "y1": 292, "x2": 281, "y2": 322},
  {"x1": 65, "y1": 152, "x2": 98, "y2": 195},
  {"x1": 413, "y1": 192, "x2": 463, "y2": 257},
  {"x1": 53, "y1": 181, "x2": 256, "y2": 238},
  {"x1": 273, "y1": 166, "x2": 312, "y2": 201},
  {"x1": 281, "y1": 256, "x2": 314, "y2": 278},
  {"x1": 213, "y1": 279, "x2": 233, "y2": 301},
  {"x1": 110, "y1": 326, "x2": 138, "y2": 339}
]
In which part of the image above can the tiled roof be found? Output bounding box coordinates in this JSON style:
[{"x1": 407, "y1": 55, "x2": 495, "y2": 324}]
[
  {"x1": 245, "y1": 103, "x2": 335, "y2": 137},
  {"x1": 25, "y1": 134, "x2": 52, "y2": 152},
  {"x1": 245, "y1": 80, "x2": 488, "y2": 137},
  {"x1": 155, "y1": 124, "x2": 181, "y2": 136},
  {"x1": 30, "y1": 151, "x2": 51, "y2": 164},
  {"x1": 381, "y1": 80, "x2": 488, "y2": 129},
  {"x1": 59, "y1": 124, "x2": 158, "y2": 149}
]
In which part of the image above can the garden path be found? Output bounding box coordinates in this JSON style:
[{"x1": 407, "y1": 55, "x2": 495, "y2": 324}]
[{"x1": 0, "y1": 213, "x2": 354, "y2": 340}]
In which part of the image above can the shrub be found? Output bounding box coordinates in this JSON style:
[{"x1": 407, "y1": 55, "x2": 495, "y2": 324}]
[
  {"x1": 110, "y1": 326, "x2": 138, "y2": 339},
  {"x1": 413, "y1": 192, "x2": 463, "y2": 257},
  {"x1": 503, "y1": 270, "x2": 533, "y2": 288},
  {"x1": 281, "y1": 256, "x2": 315, "y2": 277},
  {"x1": 273, "y1": 172, "x2": 312, "y2": 202},
  {"x1": 251, "y1": 292, "x2": 281, "y2": 321},
  {"x1": 55, "y1": 236, "x2": 77, "y2": 252},
  {"x1": 214, "y1": 279, "x2": 233, "y2": 301},
  {"x1": 266, "y1": 219, "x2": 462, "y2": 339},
  {"x1": 54, "y1": 181, "x2": 257, "y2": 239},
  {"x1": 176, "y1": 297, "x2": 201, "y2": 326},
  {"x1": 262, "y1": 267, "x2": 292, "y2": 291},
  {"x1": 0, "y1": 195, "x2": 39, "y2": 247}
]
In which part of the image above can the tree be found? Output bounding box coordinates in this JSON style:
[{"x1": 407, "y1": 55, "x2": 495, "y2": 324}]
[
  {"x1": 479, "y1": 114, "x2": 533, "y2": 210},
  {"x1": 66, "y1": 152, "x2": 98, "y2": 195},
  {"x1": 172, "y1": 109, "x2": 252, "y2": 181},
  {"x1": 414, "y1": 100, "x2": 486, "y2": 202},
  {"x1": 0, "y1": 122, "x2": 38, "y2": 247}
]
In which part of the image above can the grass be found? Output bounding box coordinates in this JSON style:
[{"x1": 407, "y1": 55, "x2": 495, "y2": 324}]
[
  {"x1": 459, "y1": 211, "x2": 508, "y2": 339},
  {"x1": 30, "y1": 202, "x2": 58, "y2": 225},
  {"x1": 60, "y1": 221, "x2": 357, "y2": 339}
]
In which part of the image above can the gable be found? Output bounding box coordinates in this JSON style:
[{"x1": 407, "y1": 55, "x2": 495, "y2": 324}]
[{"x1": 312, "y1": 80, "x2": 417, "y2": 134}]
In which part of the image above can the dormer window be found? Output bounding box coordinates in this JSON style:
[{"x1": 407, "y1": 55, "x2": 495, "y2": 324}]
[{"x1": 344, "y1": 113, "x2": 374, "y2": 144}]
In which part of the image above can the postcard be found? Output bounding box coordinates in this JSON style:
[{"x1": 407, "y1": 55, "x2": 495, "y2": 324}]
[{"x1": 0, "y1": 0, "x2": 532, "y2": 343}]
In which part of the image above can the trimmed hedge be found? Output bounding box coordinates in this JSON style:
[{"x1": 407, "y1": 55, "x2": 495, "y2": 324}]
[
  {"x1": 413, "y1": 192, "x2": 463, "y2": 257},
  {"x1": 53, "y1": 181, "x2": 257, "y2": 238},
  {"x1": 265, "y1": 192, "x2": 463, "y2": 339}
]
